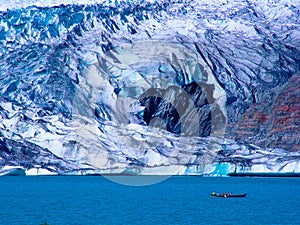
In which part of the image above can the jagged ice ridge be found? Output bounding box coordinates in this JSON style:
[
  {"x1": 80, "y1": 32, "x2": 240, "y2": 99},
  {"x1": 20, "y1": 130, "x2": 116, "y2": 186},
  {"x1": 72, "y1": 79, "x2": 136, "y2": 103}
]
[{"x1": 0, "y1": 0, "x2": 300, "y2": 176}]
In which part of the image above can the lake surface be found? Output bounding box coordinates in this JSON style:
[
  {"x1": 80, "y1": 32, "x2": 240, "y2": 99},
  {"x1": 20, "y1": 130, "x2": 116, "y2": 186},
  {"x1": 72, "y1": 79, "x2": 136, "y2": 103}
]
[{"x1": 0, "y1": 176, "x2": 299, "y2": 225}]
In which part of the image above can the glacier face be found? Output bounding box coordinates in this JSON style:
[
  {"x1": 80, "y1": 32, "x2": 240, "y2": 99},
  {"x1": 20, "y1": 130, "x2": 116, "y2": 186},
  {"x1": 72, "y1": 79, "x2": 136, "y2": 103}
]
[{"x1": 0, "y1": 0, "x2": 300, "y2": 177}]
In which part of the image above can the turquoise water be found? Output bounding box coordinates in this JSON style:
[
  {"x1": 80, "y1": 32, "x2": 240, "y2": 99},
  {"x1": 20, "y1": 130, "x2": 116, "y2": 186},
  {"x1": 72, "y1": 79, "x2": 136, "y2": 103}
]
[{"x1": 0, "y1": 176, "x2": 299, "y2": 225}]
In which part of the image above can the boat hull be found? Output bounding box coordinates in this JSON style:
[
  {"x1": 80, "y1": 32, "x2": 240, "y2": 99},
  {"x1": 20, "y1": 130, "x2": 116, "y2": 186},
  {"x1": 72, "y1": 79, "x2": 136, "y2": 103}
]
[{"x1": 211, "y1": 193, "x2": 247, "y2": 198}]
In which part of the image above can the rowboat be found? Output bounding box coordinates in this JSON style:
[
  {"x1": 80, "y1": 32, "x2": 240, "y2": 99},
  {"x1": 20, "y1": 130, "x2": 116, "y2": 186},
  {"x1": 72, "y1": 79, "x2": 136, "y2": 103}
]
[{"x1": 211, "y1": 192, "x2": 247, "y2": 198}]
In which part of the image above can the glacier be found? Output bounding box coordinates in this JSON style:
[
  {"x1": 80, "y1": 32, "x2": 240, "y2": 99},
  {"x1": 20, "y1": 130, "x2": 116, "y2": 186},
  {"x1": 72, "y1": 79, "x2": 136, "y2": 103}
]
[{"x1": 0, "y1": 0, "x2": 300, "y2": 179}]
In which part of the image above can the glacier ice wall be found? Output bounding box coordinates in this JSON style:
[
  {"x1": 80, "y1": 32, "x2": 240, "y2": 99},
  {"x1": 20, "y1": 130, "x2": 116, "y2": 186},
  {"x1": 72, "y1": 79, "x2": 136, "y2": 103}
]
[{"x1": 0, "y1": 0, "x2": 300, "y2": 175}]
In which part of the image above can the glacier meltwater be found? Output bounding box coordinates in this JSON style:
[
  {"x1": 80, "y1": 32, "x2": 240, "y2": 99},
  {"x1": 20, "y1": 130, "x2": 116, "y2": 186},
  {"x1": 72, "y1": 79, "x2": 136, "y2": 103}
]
[{"x1": 0, "y1": 0, "x2": 300, "y2": 180}]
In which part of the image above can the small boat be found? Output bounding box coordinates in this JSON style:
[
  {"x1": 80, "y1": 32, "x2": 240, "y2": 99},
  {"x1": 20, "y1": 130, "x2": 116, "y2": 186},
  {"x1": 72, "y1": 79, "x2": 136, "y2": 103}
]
[{"x1": 211, "y1": 192, "x2": 247, "y2": 198}]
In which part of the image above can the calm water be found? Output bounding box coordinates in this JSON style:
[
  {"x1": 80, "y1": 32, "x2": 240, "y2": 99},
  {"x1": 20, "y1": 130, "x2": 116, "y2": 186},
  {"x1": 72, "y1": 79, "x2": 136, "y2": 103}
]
[{"x1": 0, "y1": 176, "x2": 299, "y2": 225}]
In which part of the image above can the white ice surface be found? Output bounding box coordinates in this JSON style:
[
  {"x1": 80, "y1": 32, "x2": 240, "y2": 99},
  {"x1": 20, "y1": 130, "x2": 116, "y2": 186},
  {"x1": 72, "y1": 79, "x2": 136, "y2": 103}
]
[{"x1": 26, "y1": 168, "x2": 57, "y2": 175}]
